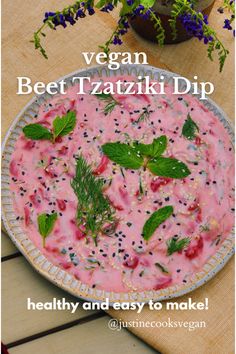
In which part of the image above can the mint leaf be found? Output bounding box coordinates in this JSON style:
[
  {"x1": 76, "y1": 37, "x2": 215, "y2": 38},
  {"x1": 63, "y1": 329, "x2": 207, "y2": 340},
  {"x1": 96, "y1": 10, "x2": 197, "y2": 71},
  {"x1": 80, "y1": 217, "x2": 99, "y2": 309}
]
[
  {"x1": 147, "y1": 157, "x2": 191, "y2": 179},
  {"x1": 182, "y1": 114, "x2": 199, "y2": 140},
  {"x1": 102, "y1": 142, "x2": 144, "y2": 169},
  {"x1": 134, "y1": 136, "x2": 167, "y2": 158},
  {"x1": 37, "y1": 212, "x2": 57, "y2": 247},
  {"x1": 142, "y1": 206, "x2": 173, "y2": 241},
  {"x1": 53, "y1": 111, "x2": 76, "y2": 138},
  {"x1": 167, "y1": 236, "x2": 190, "y2": 256},
  {"x1": 23, "y1": 124, "x2": 52, "y2": 140}
]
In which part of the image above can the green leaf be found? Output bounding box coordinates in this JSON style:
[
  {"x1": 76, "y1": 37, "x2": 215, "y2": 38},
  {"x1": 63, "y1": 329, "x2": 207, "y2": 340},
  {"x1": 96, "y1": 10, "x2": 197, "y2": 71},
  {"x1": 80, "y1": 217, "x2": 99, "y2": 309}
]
[
  {"x1": 53, "y1": 111, "x2": 76, "y2": 139},
  {"x1": 140, "y1": 0, "x2": 156, "y2": 8},
  {"x1": 94, "y1": 93, "x2": 112, "y2": 100},
  {"x1": 95, "y1": 0, "x2": 106, "y2": 8},
  {"x1": 142, "y1": 206, "x2": 173, "y2": 241},
  {"x1": 37, "y1": 212, "x2": 57, "y2": 247},
  {"x1": 102, "y1": 142, "x2": 144, "y2": 169},
  {"x1": 104, "y1": 101, "x2": 117, "y2": 115},
  {"x1": 147, "y1": 157, "x2": 191, "y2": 179},
  {"x1": 23, "y1": 124, "x2": 52, "y2": 140},
  {"x1": 155, "y1": 262, "x2": 169, "y2": 273},
  {"x1": 182, "y1": 114, "x2": 199, "y2": 140},
  {"x1": 166, "y1": 236, "x2": 190, "y2": 256},
  {"x1": 134, "y1": 136, "x2": 167, "y2": 158},
  {"x1": 120, "y1": 3, "x2": 133, "y2": 16}
]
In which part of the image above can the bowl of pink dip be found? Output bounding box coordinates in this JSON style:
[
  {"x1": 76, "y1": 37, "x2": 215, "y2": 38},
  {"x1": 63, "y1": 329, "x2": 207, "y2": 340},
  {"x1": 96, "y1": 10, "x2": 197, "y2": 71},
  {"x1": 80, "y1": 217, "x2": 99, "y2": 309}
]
[{"x1": 2, "y1": 65, "x2": 234, "y2": 304}]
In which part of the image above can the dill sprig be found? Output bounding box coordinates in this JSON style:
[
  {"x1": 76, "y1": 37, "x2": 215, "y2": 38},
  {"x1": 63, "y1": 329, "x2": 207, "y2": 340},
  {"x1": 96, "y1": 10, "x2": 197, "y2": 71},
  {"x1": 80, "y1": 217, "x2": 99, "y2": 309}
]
[
  {"x1": 166, "y1": 236, "x2": 190, "y2": 256},
  {"x1": 71, "y1": 155, "x2": 115, "y2": 244},
  {"x1": 133, "y1": 105, "x2": 151, "y2": 125},
  {"x1": 94, "y1": 93, "x2": 120, "y2": 115}
]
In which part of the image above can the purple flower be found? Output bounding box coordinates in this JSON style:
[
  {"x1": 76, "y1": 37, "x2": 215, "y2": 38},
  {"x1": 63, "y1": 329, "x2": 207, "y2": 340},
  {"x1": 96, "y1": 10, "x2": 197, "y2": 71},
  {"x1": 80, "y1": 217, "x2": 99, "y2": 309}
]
[
  {"x1": 113, "y1": 36, "x2": 122, "y2": 45},
  {"x1": 88, "y1": 6, "x2": 95, "y2": 15},
  {"x1": 223, "y1": 19, "x2": 233, "y2": 30},
  {"x1": 44, "y1": 12, "x2": 67, "y2": 28},
  {"x1": 179, "y1": 13, "x2": 213, "y2": 44},
  {"x1": 140, "y1": 9, "x2": 151, "y2": 20},
  {"x1": 75, "y1": 9, "x2": 86, "y2": 19},
  {"x1": 133, "y1": 5, "x2": 144, "y2": 15},
  {"x1": 64, "y1": 12, "x2": 76, "y2": 25},
  {"x1": 127, "y1": 0, "x2": 134, "y2": 5},
  {"x1": 101, "y1": 3, "x2": 114, "y2": 12}
]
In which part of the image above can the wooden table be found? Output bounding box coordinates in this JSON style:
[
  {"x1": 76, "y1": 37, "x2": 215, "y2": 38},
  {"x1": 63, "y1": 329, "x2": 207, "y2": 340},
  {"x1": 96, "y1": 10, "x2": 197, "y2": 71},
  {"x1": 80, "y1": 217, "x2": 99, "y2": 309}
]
[
  {"x1": 2, "y1": 0, "x2": 234, "y2": 353},
  {"x1": 1, "y1": 231, "x2": 158, "y2": 353}
]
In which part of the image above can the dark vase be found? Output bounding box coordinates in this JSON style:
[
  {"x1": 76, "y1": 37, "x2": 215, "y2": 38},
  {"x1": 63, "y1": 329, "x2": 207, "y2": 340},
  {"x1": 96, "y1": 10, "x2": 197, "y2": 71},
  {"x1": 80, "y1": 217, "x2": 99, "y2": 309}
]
[{"x1": 129, "y1": 0, "x2": 215, "y2": 44}]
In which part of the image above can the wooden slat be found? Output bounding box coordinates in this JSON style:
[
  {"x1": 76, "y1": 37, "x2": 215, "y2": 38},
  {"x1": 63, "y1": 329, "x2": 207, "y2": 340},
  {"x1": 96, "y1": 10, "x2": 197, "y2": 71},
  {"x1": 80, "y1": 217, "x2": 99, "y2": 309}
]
[
  {"x1": 1, "y1": 231, "x2": 19, "y2": 258},
  {"x1": 1, "y1": 256, "x2": 98, "y2": 343},
  {"x1": 8, "y1": 316, "x2": 158, "y2": 354}
]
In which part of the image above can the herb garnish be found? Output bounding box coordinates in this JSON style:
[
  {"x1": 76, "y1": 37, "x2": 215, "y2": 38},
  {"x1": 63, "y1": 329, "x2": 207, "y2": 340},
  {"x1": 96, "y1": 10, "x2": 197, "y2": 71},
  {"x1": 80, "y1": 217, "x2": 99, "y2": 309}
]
[
  {"x1": 133, "y1": 105, "x2": 151, "y2": 124},
  {"x1": 182, "y1": 114, "x2": 199, "y2": 140},
  {"x1": 37, "y1": 212, "x2": 57, "y2": 247},
  {"x1": 147, "y1": 157, "x2": 191, "y2": 179},
  {"x1": 134, "y1": 135, "x2": 167, "y2": 158},
  {"x1": 102, "y1": 142, "x2": 144, "y2": 169},
  {"x1": 102, "y1": 136, "x2": 191, "y2": 179},
  {"x1": 23, "y1": 111, "x2": 76, "y2": 142},
  {"x1": 155, "y1": 262, "x2": 169, "y2": 273},
  {"x1": 71, "y1": 155, "x2": 115, "y2": 245},
  {"x1": 94, "y1": 93, "x2": 120, "y2": 115},
  {"x1": 142, "y1": 206, "x2": 174, "y2": 241},
  {"x1": 166, "y1": 236, "x2": 190, "y2": 256}
]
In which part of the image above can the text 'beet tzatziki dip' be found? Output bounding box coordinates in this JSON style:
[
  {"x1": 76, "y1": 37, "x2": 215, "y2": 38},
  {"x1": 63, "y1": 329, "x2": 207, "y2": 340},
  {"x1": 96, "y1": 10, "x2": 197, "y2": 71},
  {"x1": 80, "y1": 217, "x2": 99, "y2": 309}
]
[{"x1": 9, "y1": 75, "x2": 234, "y2": 293}]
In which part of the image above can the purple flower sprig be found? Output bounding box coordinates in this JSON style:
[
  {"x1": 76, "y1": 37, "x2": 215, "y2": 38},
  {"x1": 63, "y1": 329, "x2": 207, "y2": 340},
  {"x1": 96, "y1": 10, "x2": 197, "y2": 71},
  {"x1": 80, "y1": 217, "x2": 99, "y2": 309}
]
[
  {"x1": 32, "y1": 0, "x2": 232, "y2": 71},
  {"x1": 170, "y1": 0, "x2": 230, "y2": 72},
  {"x1": 99, "y1": 16, "x2": 130, "y2": 54},
  {"x1": 218, "y1": 0, "x2": 235, "y2": 36},
  {"x1": 32, "y1": 1, "x2": 95, "y2": 59}
]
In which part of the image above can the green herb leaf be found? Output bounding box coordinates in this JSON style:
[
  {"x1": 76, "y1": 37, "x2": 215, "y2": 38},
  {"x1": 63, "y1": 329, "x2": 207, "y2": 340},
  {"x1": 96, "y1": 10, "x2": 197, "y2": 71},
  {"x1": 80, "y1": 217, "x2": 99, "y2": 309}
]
[
  {"x1": 167, "y1": 236, "x2": 190, "y2": 256},
  {"x1": 95, "y1": 0, "x2": 106, "y2": 9},
  {"x1": 53, "y1": 111, "x2": 76, "y2": 139},
  {"x1": 104, "y1": 101, "x2": 117, "y2": 115},
  {"x1": 140, "y1": 0, "x2": 156, "y2": 8},
  {"x1": 94, "y1": 93, "x2": 113, "y2": 100},
  {"x1": 155, "y1": 262, "x2": 169, "y2": 273},
  {"x1": 71, "y1": 155, "x2": 115, "y2": 244},
  {"x1": 182, "y1": 114, "x2": 199, "y2": 140},
  {"x1": 23, "y1": 124, "x2": 52, "y2": 140},
  {"x1": 142, "y1": 206, "x2": 173, "y2": 241},
  {"x1": 147, "y1": 157, "x2": 191, "y2": 179},
  {"x1": 102, "y1": 142, "x2": 144, "y2": 169},
  {"x1": 37, "y1": 212, "x2": 57, "y2": 247},
  {"x1": 134, "y1": 136, "x2": 167, "y2": 158}
]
